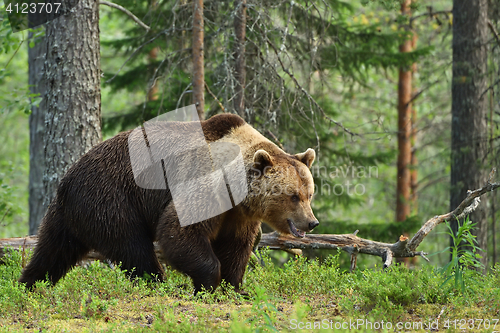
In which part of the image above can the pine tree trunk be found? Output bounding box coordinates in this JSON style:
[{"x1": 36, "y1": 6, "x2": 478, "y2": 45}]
[
  {"x1": 192, "y1": 0, "x2": 204, "y2": 119},
  {"x1": 410, "y1": 106, "x2": 418, "y2": 212},
  {"x1": 450, "y1": 0, "x2": 489, "y2": 270},
  {"x1": 42, "y1": 0, "x2": 102, "y2": 208},
  {"x1": 396, "y1": 0, "x2": 413, "y2": 223},
  {"x1": 147, "y1": 0, "x2": 159, "y2": 103},
  {"x1": 28, "y1": 28, "x2": 47, "y2": 235},
  {"x1": 233, "y1": 0, "x2": 246, "y2": 118},
  {"x1": 410, "y1": 34, "x2": 418, "y2": 214}
]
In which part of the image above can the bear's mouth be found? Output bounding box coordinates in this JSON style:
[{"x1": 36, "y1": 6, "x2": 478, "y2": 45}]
[{"x1": 287, "y1": 219, "x2": 306, "y2": 238}]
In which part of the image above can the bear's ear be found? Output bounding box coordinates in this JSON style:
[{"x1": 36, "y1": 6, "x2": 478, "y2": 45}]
[
  {"x1": 253, "y1": 150, "x2": 274, "y2": 174},
  {"x1": 295, "y1": 148, "x2": 315, "y2": 168}
]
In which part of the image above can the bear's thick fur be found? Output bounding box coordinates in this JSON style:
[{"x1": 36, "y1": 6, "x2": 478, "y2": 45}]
[{"x1": 19, "y1": 114, "x2": 318, "y2": 293}]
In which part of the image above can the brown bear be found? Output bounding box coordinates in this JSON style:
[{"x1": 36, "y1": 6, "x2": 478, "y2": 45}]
[{"x1": 19, "y1": 113, "x2": 318, "y2": 294}]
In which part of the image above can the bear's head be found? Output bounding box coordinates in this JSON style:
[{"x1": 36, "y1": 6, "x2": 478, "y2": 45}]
[{"x1": 249, "y1": 148, "x2": 318, "y2": 237}]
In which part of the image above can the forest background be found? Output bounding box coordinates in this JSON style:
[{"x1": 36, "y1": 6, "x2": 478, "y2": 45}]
[{"x1": 0, "y1": 0, "x2": 499, "y2": 271}]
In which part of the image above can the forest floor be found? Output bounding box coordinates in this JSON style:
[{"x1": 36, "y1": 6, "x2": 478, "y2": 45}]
[{"x1": 0, "y1": 249, "x2": 499, "y2": 332}]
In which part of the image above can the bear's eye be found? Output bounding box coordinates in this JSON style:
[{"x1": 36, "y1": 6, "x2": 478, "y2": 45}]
[{"x1": 291, "y1": 195, "x2": 300, "y2": 203}]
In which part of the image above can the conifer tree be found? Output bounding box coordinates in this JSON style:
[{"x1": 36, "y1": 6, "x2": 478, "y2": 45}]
[{"x1": 100, "y1": 0, "x2": 432, "y2": 241}]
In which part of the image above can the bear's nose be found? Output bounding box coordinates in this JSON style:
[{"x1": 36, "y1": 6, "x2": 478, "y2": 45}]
[{"x1": 308, "y1": 220, "x2": 319, "y2": 230}]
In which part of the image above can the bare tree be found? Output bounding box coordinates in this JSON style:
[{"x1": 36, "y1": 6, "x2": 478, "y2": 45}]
[
  {"x1": 233, "y1": 0, "x2": 246, "y2": 118},
  {"x1": 410, "y1": 33, "x2": 418, "y2": 214},
  {"x1": 147, "y1": 0, "x2": 159, "y2": 102},
  {"x1": 450, "y1": 0, "x2": 489, "y2": 270},
  {"x1": 192, "y1": 0, "x2": 205, "y2": 119},
  {"x1": 396, "y1": 0, "x2": 414, "y2": 223},
  {"x1": 42, "y1": 0, "x2": 102, "y2": 208}
]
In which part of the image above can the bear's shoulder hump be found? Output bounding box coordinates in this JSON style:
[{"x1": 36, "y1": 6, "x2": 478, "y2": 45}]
[{"x1": 201, "y1": 114, "x2": 246, "y2": 142}]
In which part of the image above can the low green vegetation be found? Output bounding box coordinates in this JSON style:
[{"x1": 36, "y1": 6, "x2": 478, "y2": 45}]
[{"x1": 0, "y1": 247, "x2": 499, "y2": 332}]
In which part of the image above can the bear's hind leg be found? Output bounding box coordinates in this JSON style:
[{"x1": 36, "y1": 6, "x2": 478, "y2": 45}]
[{"x1": 19, "y1": 210, "x2": 89, "y2": 288}]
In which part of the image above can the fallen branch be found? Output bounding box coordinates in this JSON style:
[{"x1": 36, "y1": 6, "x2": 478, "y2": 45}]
[
  {"x1": 258, "y1": 168, "x2": 500, "y2": 269},
  {"x1": 258, "y1": 231, "x2": 426, "y2": 269},
  {"x1": 1, "y1": 170, "x2": 498, "y2": 270},
  {"x1": 0, "y1": 237, "x2": 167, "y2": 265}
]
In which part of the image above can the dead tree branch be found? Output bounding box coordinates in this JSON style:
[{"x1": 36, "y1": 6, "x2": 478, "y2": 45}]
[
  {"x1": 258, "y1": 169, "x2": 499, "y2": 269},
  {"x1": 488, "y1": 20, "x2": 500, "y2": 48},
  {"x1": 256, "y1": 25, "x2": 357, "y2": 138},
  {"x1": 99, "y1": 1, "x2": 150, "y2": 31}
]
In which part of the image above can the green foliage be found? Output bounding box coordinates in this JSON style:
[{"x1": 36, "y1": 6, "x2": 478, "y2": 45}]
[
  {"x1": 0, "y1": 4, "x2": 41, "y2": 238},
  {"x1": 247, "y1": 248, "x2": 343, "y2": 299},
  {"x1": 0, "y1": 30, "x2": 34, "y2": 116},
  {"x1": 1, "y1": 7, "x2": 43, "y2": 115},
  {"x1": 96, "y1": 0, "x2": 443, "y2": 262},
  {"x1": 340, "y1": 264, "x2": 445, "y2": 320},
  {"x1": 0, "y1": 4, "x2": 21, "y2": 56},
  {"x1": 438, "y1": 217, "x2": 484, "y2": 293},
  {"x1": 0, "y1": 110, "x2": 29, "y2": 238},
  {"x1": 0, "y1": 169, "x2": 16, "y2": 224},
  {"x1": 99, "y1": 0, "x2": 431, "y2": 131},
  {"x1": 1, "y1": 249, "x2": 499, "y2": 331},
  {"x1": 231, "y1": 286, "x2": 282, "y2": 333}
]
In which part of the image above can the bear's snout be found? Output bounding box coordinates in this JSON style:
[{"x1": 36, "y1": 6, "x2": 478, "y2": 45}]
[{"x1": 308, "y1": 220, "x2": 319, "y2": 231}]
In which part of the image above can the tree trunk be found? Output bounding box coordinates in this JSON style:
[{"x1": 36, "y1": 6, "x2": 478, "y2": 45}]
[
  {"x1": 396, "y1": 0, "x2": 413, "y2": 223},
  {"x1": 450, "y1": 0, "x2": 489, "y2": 270},
  {"x1": 488, "y1": 0, "x2": 500, "y2": 268},
  {"x1": 28, "y1": 28, "x2": 47, "y2": 235},
  {"x1": 147, "y1": 0, "x2": 159, "y2": 103},
  {"x1": 192, "y1": 0, "x2": 204, "y2": 119},
  {"x1": 233, "y1": 0, "x2": 246, "y2": 118},
  {"x1": 42, "y1": 0, "x2": 102, "y2": 208},
  {"x1": 410, "y1": 34, "x2": 418, "y2": 215}
]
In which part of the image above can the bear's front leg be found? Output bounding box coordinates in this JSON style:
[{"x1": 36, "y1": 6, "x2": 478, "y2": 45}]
[
  {"x1": 212, "y1": 221, "x2": 261, "y2": 293},
  {"x1": 160, "y1": 233, "x2": 222, "y2": 294},
  {"x1": 157, "y1": 211, "x2": 222, "y2": 294}
]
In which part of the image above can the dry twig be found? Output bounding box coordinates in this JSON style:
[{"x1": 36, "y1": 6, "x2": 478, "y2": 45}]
[{"x1": 99, "y1": 1, "x2": 150, "y2": 31}]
